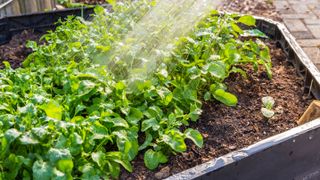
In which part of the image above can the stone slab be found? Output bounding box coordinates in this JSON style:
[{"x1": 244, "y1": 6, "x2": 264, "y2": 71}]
[
  {"x1": 297, "y1": 39, "x2": 320, "y2": 47},
  {"x1": 307, "y1": 25, "x2": 320, "y2": 38},
  {"x1": 284, "y1": 19, "x2": 308, "y2": 31},
  {"x1": 303, "y1": 47, "x2": 320, "y2": 64}
]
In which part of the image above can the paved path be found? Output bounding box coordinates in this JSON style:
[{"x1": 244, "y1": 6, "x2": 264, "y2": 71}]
[{"x1": 274, "y1": 0, "x2": 320, "y2": 69}]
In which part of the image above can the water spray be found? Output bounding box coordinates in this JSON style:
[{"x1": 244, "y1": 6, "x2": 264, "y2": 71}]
[{"x1": 95, "y1": 0, "x2": 221, "y2": 83}]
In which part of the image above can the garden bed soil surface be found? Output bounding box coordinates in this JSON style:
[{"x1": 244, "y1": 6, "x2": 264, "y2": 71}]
[
  {"x1": 0, "y1": 25, "x2": 311, "y2": 180},
  {"x1": 0, "y1": 30, "x2": 42, "y2": 69},
  {"x1": 120, "y1": 40, "x2": 312, "y2": 179},
  {"x1": 219, "y1": 0, "x2": 282, "y2": 21}
]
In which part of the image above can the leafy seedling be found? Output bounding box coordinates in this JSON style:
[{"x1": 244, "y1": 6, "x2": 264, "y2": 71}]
[{"x1": 261, "y1": 96, "x2": 275, "y2": 118}]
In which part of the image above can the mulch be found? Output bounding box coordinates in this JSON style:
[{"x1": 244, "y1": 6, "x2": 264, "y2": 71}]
[
  {"x1": 219, "y1": 0, "x2": 282, "y2": 21},
  {"x1": 0, "y1": 30, "x2": 42, "y2": 69}
]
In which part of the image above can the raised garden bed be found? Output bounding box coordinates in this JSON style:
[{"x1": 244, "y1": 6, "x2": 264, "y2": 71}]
[
  {"x1": 166, "y1": 17, "x2": 320, "y2": 180},
  {"x1": 0, "y1": 5, "x2": 103, "y2": 45},
  {"x1": 0, "y1": 2, "x2": 320, "y2": 180}
]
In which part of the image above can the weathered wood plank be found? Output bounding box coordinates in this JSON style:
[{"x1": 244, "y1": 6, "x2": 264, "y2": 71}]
[
  {"x1": 10, "y1": 0, "x2": 21, "y2": 15},
  {"x1": 1, "y1": 0, "x2": 56, "y2": 17},
  {"x1": 25, "y1": 0, "x2": 38, "y2": 13},
  {"x1": 37, "y1": 0, "x2": 42, "y2": 11},
  {"x1": 297, "y1": 101, "x2": 320, "y2": 125},
  {"x1": 18, "y1": 0, "x2": 26, "y2": 15},
  {"x1": 5, "y1": 3, "x2": 12, "y2": 16},
  {"x1": 43, "y1": 0, "x2": 53, "y2": 11},
  {"x1": 0, "y1": 0, "x2": 6, "y2": 17}
]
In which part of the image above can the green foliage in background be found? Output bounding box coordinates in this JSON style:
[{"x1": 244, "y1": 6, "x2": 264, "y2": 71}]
[{"x1": 56, "y1": 0, "x2": 94, "y2": 8}]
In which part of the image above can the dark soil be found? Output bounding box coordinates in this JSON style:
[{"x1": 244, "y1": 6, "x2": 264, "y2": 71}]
[
  {"x1": 120, "y1": 40, "x2": 312, "y2": 179},
  {"x1": 0, "y1": 30, "x2": 42, "y2": 69},
  {"x1": 219, "y1": 0, "x2": 282, "y2": 21}
]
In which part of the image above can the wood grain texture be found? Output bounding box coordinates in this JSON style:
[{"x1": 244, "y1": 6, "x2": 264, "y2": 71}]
[
  {"x1": 297, "y1": 101, "x2": 320, "y2": 125},
  {"x1": 0, "y1": 0, "x2": 6, "y2": 17},
  {"x1": 0, "y1": 0, "x2": 56, "y2": 16},
  {"x1": 43, "y1": 0, "x2": 54, "y2": 11},
  {"x1": 10, "y1": 0, "x2": 21, "y2": 15},
  {"x1": 26, "y1": 0, "x2": 38, "y2": 13},
  {"x1": 18, "y1": 0, "x2": 26, "y2": 15}
]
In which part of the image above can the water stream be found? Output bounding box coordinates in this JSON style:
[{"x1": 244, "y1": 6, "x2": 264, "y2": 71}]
[{"x1": 99, "y1": 0, "x2": 221, "y2": 81}]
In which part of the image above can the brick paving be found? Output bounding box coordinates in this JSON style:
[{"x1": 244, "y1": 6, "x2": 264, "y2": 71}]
[{"x1": 275, "y1": 0, "x2": 320, "y2": 69}]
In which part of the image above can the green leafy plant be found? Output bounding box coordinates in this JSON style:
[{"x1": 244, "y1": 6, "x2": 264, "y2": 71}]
[
  {"x1": 261, "y1": 96, "x2": 275, "y2": 118},
  {"x1": 56, "y1": 0, "x2": 93, "y2": 8},
  {"x1": 0, "y1": 1, "x2": 273, "y2": 179}
]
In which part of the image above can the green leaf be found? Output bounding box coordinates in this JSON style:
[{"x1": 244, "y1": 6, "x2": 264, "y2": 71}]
[
  {"x1": 242, "y1": 29, "x2": 268, "y2": 38},
  {"x1": 212, "y1": 89, "x2": 238, "y2": 107},
  {"x1": 262, "y1": 96, "x2": 275, "y2": 109},
  {"x1": 139, "y1": 132, "x2": 153, "y2": 151},
  {"x1": 106, "y1": 0, "x2": 116, "y2": 6},
  {"x1": 74, "y1": 104, "x2": 86, "y2": 116},
  {"x1": 204, "y1": 92, "x2": 211, "y2": 101},
  {"x1": 124, "y1": 140, "x2": 139, "y2": 161},
  {"x1": 231, "y1": 23, "x2": 243, "y2": 34},
  {"x1": 162, "y1": 133, "x2": 186, "y2": 153},
  {"x1": 144, "y1": 106, "x2": 163, "y2": 119},
  {"x1": 107, "y1": 117, "x2": 129, "y2": 128},
  {"x1": 5, "y1": 129, "x2": 21, "y2": 143},
  {"x1": 32, "y1": 160, "x2": 52, "y2": 180},
  {"x1": 115, "y1": 81, "x2": 125, "y2": 91},
  {"x1": 184, "y1": 129, "x2": 203, "y2": 148},
  {"x1": 52, "y1": 168, "x2": 69, "y2": 180},
  {"x1": 0, "y1": 104, "x2": 11, "y2": 113},
  {"x1": 126, "y1": 108, "x2": 143, "y2": 125},
  {"x1": 80, "y1": 163, "x2": 100, "y2": 180},
  {"x1": 26, "y1": 41, "x2": 38, "y2": 50},
  {"x1": 157, "y1": 87, "x2": 173, "y2": 106},
  {"x1": 3, "y1": 154, "x2": 24, "y2": 179},
  {"x1": 106, "y1": 161, "x2": 120, "y2": 178},
  {"x1": 40, "y1": 100, "x2": 63, "y2": 120},
  {"x1": 32, "y1": 127, "x2": 49, "y2": 140},
  {"x1": 91, "y1": 121, "x2": 110, "y2": 140},
  {"x1": 260, "y1": 48, "x2": 271, "y2": 62},
  {"x1": 141, "y1": 118, "x2": 160, "y2": 132},
  {"x1": 113, "y1": 129, "x2": 138, "y2": 157},
  {"x1": 18, "y1": 103, "x2": 37, "y2": 116},
  {"x1": 264, "y1": 63, "x2": 272, "y2": 79},
  {"x1": 230, "y1": 67, "x2": 247, "y2": 78},
  {"x1": 144, "y1": 149, "x2": 168, "y2": 170},
  {"x1": 93, "y1": 5, "x2": 106, "y2": 15},
  {"x1": 19, "y1": 133, "x2": 39, "y2": 145},
  {"x1": 91, "y1": 151, "x2": 106, "y2": 168},
  {"x1": 48, "y1": 148, "x2": 72, "y2": 163},
  {"x1": 105, "y1": 152, "x2": 132, "y2": 172},
  {"x1": 2, "y1": 61, "x2": 11, "y2": 69},
  {"x1": 188, "y1": 103, "x2": 202, "y2": 122},
  {"x1": 206, "y1": 61, "x2": 226, "y2": 79},
  {"x1": 238, "y1": 15, "x2": 256, "y2": 26},
  {"x1": 57, "y1": 159, "x2": 74, "y2": 173},
  {"x1": 261, "y1": 108, "x2": 275, "y2": 118},
  {"x1": 210, "y1": 83, "x2": 227, "y2": 92}
]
